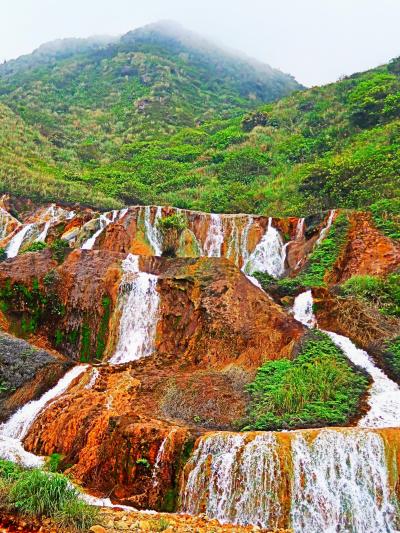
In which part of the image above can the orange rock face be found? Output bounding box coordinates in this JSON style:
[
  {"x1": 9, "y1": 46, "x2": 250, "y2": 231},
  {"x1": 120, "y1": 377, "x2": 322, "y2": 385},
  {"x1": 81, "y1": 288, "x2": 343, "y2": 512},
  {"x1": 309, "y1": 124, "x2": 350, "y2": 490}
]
[{"x1": 331, "y1": 212, "x2": 400, "y2": 282}]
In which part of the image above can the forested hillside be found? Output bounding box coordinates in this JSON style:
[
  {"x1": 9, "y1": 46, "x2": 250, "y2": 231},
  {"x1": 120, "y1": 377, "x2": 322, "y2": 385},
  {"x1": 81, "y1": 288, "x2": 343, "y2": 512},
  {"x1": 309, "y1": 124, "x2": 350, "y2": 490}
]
[{"x1": 0, "y1": 23, "x2": 398, "y2": 228}]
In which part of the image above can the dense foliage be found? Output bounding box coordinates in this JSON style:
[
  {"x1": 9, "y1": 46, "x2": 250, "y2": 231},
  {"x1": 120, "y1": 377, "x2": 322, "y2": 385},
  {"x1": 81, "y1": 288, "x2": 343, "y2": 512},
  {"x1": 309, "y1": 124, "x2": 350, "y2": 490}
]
[
  {"x1": 243, "y1": 331, "x2": 370, "y2": 431},
  {"x1": 0, "y1": 460, "x2": 98, "y2": 530},
  {"x1": 341, "y1": 273, "x2": 400, "y2": 317},
  {"x1": 0, "y1": 24, "x2": 398, "y2": 222}
]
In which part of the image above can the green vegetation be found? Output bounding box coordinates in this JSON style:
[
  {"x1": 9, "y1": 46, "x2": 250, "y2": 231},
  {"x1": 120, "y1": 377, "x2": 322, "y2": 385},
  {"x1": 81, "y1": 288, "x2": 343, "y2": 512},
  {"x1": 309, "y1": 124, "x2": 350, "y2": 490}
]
[
  {"x1": 21, "y1": 241, "x2": 47, "y2": 254},
  {"x1": 0, "y1": 460, "x2": 98, "y2": 531},
  {"x1": 255, "y1": 213, "x2": 350, "y2": 294},
  {"x1": 244, "y1": 331, "x2": 370, "y2": 430},
  {"x1": 341, "y1": 273, "x2": 400, "y2": 316},
  {"x1": 136, "y1": 457, "x2": 150, "y2": 468},
  {"x1": 149, "y1": 518, "x2": 171, "y2": 532},
  {"x1": 0, "y1": 24, "x2": 398, "y2": 218},
  {"x1": 50, "y1": 238, "x2": 70, "y2": 263},
  {"x1": 157, "y1": 213, "x2": 187, "y2": 256},
  {"x1": 381, "y1": 337, "x2": 400, "y2": 381}
]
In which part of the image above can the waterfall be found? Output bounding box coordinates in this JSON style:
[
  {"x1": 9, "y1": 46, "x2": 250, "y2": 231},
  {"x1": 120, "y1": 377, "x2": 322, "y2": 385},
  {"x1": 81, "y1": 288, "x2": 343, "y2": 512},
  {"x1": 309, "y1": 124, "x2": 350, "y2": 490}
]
[
  {"x1": 144, "y1": 206, "x2": 163, "y2": 256},
  {"x1": 291, "y1": 429, "x2": 397, "y2": 533},
  {"x1": 244, "y1": 218, "x2": 286, "y2": 278},
  {"x1": 109, "y1": 254, "x2": 160, "y2": 364},
  {"x1": 293, "y1": 289, "x2": 316, "y2": 328},
  {"x1": 181, "y1": 432, "x2": 283, "y2": 529},
  {"x1": 204, "y1": 214, "x2": 224, "y2": 257},
  {"x1": 0, "y1": 365, "x2": 87, "y2": 467},
  {"x1": 82, "y1": 210, "x2": 118, "y2": 250},
  {"x1": 5, "y1": 223, "x2": 35, "y2": 258},
  {"x1": 295, "y1": 218, "x2": 305, "y2": 240},
  {"x1": 85, "y1": 368, "x2": 100, "y2": 389},
  {"x1": 293, "y1": 291, "x2": 400, "y2": 428},
  {"x1": 316, "y1": 209, "x2": 336, "y2": 245},
  {"x1": 326, "y1": 332, "x2": 400, "y2": 428},
  {"x1": 152, "y1": 429, "x2": 177, "y2": 488},
  {"x1": 180, "y1": 428, "x2": 398, "y2": 532}
]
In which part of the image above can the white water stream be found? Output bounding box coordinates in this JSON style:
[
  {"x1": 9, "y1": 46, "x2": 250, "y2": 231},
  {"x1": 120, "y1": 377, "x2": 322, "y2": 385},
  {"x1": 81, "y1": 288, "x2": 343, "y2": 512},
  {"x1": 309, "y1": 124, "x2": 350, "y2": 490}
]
[
  {"x1": 293, "y1": 290, "x2": 400, "y2": 428},
  {"x1": 0, "y1": 365, "x2": 87, "y2": 467},
  {"x1": 204, "y1": 214, "x2": 224, "y2": 257},
  {"x1": 244, "y1": 217, "x2": 286, "y2": 278},
  {"x1": 5, "y1": 224, "x2": 35, "y2": 258},
  {"x1": 144, "y1": 206, "x2": 163, "y2": 256},
  {"x1": 109, "y1": 254, "x2": 160, "y2": 364}
]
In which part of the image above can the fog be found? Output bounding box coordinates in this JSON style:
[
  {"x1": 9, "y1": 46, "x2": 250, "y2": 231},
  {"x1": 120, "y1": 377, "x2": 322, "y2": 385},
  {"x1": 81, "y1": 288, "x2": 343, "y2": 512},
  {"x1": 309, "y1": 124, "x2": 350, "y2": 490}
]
[{"x1": 1, "y1": 0, "x2": 400, "y2": 86}]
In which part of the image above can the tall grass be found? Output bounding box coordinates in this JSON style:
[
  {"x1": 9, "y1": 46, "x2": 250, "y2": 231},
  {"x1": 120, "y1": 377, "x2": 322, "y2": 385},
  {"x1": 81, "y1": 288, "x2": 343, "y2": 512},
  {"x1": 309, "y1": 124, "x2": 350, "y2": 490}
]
[
  {"x1": 0, "y1": 460, "x2": 98, "y2": 531},
  {"x1": 244, "y1": 331, "x2": 370, "y2": 430}
]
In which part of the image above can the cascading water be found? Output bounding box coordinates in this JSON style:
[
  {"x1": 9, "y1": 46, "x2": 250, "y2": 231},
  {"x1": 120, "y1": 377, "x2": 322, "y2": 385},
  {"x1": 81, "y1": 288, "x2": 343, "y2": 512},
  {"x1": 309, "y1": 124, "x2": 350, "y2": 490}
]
[
  {"x1": 291, "y1": 429, "x2": 398, "y2": 533},
  {"x1": 5, "y1": 223, "x2": 35, "y2": 258},
  {"x1": 152, "y1": 429, "x2": 177, "y2": 488},
  {"x1": 181, "y1": 432, "x2": 283, "y2": 529},
  {"x1": 109, "y1": 254, "x2": 160, "y2": 364},
  {"x1": 243, "y1": 218, "x2": 286, "y2": 278},
  {"x1": 82, "y1": 211, "x2": 118, "y2": 250},
  {"x1": 295, "y1": 218, "x2": 305, "y2": 240},
  {"x1": 293, "y1": 290, "x2": 400, "y2": 428},
  {"x1": 316, "y1": 209, "x2": 336, "y2": 245},
  {"x1": 180, "y1": 428, "x2": 399, "y2": 532},
  {"x1": 204, "y1": 214, "x2": 224, "y2": 257},
  {"x1": 0, "y1": 365, "x2": 87, "y2": 467},
  {"x1": 144, "y1": 206, "x2": 163, "y2": 256}
]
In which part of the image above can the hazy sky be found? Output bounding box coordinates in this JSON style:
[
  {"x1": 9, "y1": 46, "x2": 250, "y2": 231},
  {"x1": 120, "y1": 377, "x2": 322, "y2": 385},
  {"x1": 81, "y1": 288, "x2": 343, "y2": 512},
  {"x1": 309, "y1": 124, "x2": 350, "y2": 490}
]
[{"x1": 2, "y1": 0, "x2": 400, "y2": 86}]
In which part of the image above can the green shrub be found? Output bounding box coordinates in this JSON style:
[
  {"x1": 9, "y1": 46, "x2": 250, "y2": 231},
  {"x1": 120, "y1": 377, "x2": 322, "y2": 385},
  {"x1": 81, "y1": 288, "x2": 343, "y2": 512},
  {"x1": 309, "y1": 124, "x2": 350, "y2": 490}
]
[
  {"x1": 149, "y1": 518, "x2": 171, "y2": 532},
  {"x1": 4, "y1": 466, "x2": 97, "y2": 530},
  {"x1": 45, "y1": 453, "x2": 64, "y2": 473},
  {"x1": 157, "y1": 213, "x2": 187, "y2": 257},
  {"x1": 369, "y1": 199, "x2": 400, "y2": 240},
  {"x1": 0, "y1": 460, "x2": 22, "y2": 481},
  {"x1": 0, "y1": 248, "x2": 7, "y2": 261},
  {"x1": 22, "y1": 241, "x2": 47, "y2": 254},
  {"x1": 136, "y1": 458, "x2": 150, "y2": 468},
  {"x1": 295, "y1": 213, "x2": 349, "y2": 287},
  {"x1": 50, "y1": 238, "x2": 69, "y2": 263},
  {"x1": 9, "y1": 469, "x2": 76, "y2": 517},
  {"x1": 54, "y1": 498, "x2": 99, "y2": 531},
  {"x1": 342, "y1": 273, "x2": 400, "y2": 316},
  {"x1": 243, "y1": 331, "x2": 369, "y2": 430}
]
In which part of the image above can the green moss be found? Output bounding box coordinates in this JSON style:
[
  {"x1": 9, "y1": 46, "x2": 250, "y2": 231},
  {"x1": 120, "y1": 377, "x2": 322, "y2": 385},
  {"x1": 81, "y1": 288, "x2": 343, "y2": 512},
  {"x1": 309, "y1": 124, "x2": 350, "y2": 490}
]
[
  {"x1": 80, "y1": 323, "x2": 91, "y2": 363},
  {"x1": 243, "y1": 331, "x2": 370, "y2": 431},
  {"x1": 21, "y1": 241, "x2": 48, "y2": 254},
  {"x1": 95, "y1": 296, "x2": 111, "y2": 359}
]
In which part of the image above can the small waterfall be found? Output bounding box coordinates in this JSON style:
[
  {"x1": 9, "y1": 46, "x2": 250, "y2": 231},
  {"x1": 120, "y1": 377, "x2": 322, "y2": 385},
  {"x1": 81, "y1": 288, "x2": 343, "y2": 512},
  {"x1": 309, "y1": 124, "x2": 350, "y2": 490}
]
[
  {"x1": 316, "y1": 209, "x2": 336, "y2": 245},
  {"x1": 181, "y1": 428, "x2": 398, "y2": 532},
  {"x1": 204, "y1": 214, "x2": 224, "y2": 257},
  {"x1": 293, "y1": 289, "x2": 316, "y2": 328},
  {"x1": 291, "y1": 429, "x2": 397, "y2": 533},
  {"x1": 85, "y1": 368, "x2": 100, "y2": 389},
  {"x1": 293, "y1": 291, "x2": 400, "y2": 428},
  {"x1": 144, "y1": 206, "x2": 163, "y2": 256},
  {"x1": 244, "y1": 218, "x2": 286, "y2": 278},
  {"x1": 5, "y1": 223, "x2": 35, "y2": 258},
  {"x1": 109, "y1": 254, "x2": 160, "y2": 364},
  {"x1": 82, "y1": 211, "x2": 119, "y2": 250},
  {"x1": 181, "y1": 432, "x2": 283, "y2": 529},
  {"x1": 0, "y1": 365, "x2": 87, "y2": 466},
  {"x1": 295, "y1": 218, "x2": 305, "y2": 240},
  {"x1": 326, "y1": 332, "x2": 400, "y2": 428},
  {"x1": 152, "y1": 429, "x2": 177, "y2": 488}
]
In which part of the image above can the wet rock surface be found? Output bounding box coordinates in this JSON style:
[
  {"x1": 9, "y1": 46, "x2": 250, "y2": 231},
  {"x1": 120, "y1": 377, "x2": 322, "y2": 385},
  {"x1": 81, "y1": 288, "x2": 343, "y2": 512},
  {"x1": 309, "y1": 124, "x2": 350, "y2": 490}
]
[{"x1": 0, "y1": 332, "x2": 71, "y2": 422}]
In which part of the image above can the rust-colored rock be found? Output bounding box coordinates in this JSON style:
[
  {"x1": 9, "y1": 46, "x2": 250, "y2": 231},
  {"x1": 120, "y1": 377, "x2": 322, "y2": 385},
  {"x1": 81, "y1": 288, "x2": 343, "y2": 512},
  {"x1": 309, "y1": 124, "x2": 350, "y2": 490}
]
[{"x1": 330, "y1": 212, "x2": 400, "y2": 282}]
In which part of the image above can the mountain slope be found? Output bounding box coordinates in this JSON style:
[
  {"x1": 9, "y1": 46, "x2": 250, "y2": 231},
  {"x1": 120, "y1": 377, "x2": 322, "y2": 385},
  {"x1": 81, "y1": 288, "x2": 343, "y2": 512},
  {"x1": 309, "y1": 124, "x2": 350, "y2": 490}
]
[{"x1": 0, "y1": 21, "x2": 300, "y2": 160}]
